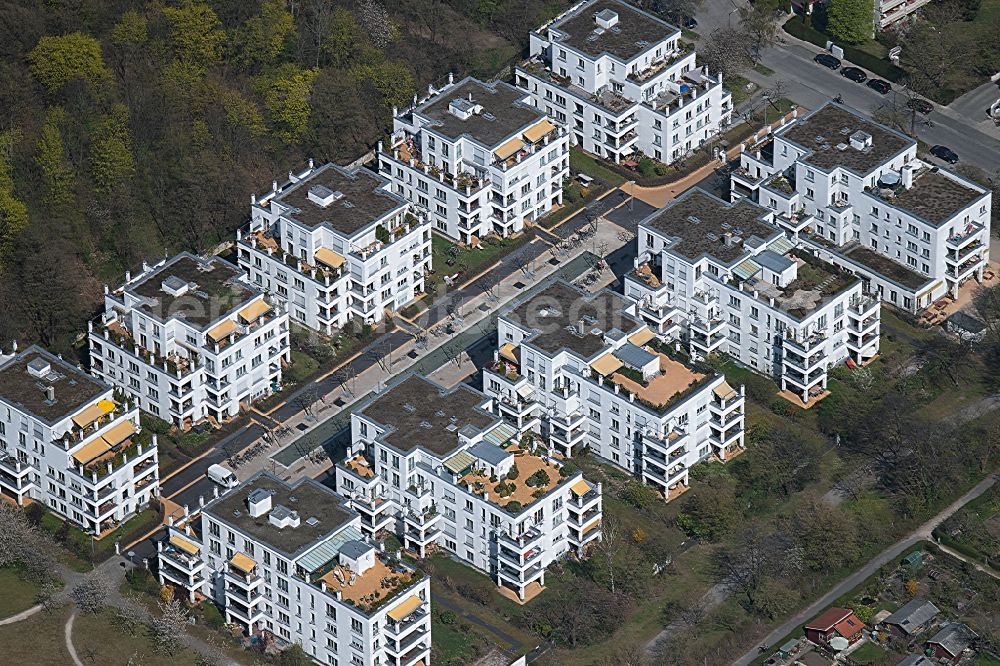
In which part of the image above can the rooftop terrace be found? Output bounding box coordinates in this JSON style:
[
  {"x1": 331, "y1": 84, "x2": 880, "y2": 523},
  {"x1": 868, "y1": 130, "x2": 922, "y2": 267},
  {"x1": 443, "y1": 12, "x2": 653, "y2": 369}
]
[
  {"x1": 359, "y1": 376, "x2": 498, "y2": 456},
  {"x1": 459, "y1": 441, "x2": 564, "y2": 512},
  {"x1": 415, "y1": 78, "x2": 546, "y2": 148},
  {"x1": 205, "y1": 473, "x2": 353, "y2": 557},
  {"x1": 840, "y1": 242, "x2": 932, "y2": 290},
  {"x1": 317, "y1": 553, "x2": 420, "y2": 613},
  {"x1": 599, "y1": 348, "x2": 709, "y2": 413},
  {"x1": 271, "y1": 164, "x2": 405, "y2": 234},
  {"x1": 125, "y1": 254, "x2": 257, "y2": 328},
  {"x1": 643, "y1": 189, "x2": 780, "y2": 264},
  {"x1": 779, "y1": 103, "x2": 914, "y2": 174},
  {"x1": 749, "y1": 250, "x2": 859, "y2": 318},
  {"x1": 880, "y1": 168, "x2": 986, "y2": 227},
  {"x1": 504, "y1": 281, "x2": 639, "y2": 359},
  {"x1": 0, "y1": 347, "x2": 109, "y2": 425},
  {"x1": 549, "y1": 0, "x2": 678, "y2": 61}
]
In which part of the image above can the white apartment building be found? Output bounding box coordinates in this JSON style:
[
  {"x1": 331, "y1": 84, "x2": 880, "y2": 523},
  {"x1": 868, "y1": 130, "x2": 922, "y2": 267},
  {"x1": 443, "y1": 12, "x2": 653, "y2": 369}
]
[
  {"x1": 624, "y1": 188, "x2": 881, "y2": 406},
  {"x1": 379, "y1": 76, "x2": 570, "y2": 244},
  {"x1": 88, "y1": 252, "x2": 290, "y2": 429},
  {"x1": 876, "y1": 0, "x2": 933, "y2": 28},
  {"x1": 0, "y1": 345, "x2": 159, "y2": 536},
  {"x1": 516, "y1": 0, "x2": 732, "y2": 165},
  {"x1": 238, "y1": 163, "x2": 433, "y2": 334},
  {"x1": 484, "y1": 280, "x2": 746, "y2": 501},
  {"x1": 158, "y1": 472, "x2": 431, "y2": 666},
  {"x1": 731, "y1": 103, "x2": 991, "y2": 314},
  {"x1": 335, "y1": 374, "x2": 602, "y2": 602}
]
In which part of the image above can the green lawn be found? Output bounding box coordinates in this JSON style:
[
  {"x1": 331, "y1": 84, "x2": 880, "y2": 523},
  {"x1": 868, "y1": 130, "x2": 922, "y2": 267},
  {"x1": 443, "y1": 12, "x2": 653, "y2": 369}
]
[
  {"x1": 40, "y1": 507, "x2": 159, "y2": 569},
  {"x1": 431, "y1": 601, "x2": 489, "y2": 665},
  {"x1": 974, "y1": 655, "x2": 1000, "y2": 666},
  {"x1": 425, "y1": 232, "x2": 528, "y2": 296},
  {"x1": 569, "y1": 148, "x2": 627, "y2": 186},
  {"x1": 74, "y1": 608, "x2": 207, "y2": 666},
  {"x1": 850, "y1": 640, "x2": 890, "y2": 665},
  {"x1": 0, "y1": 567, "x2": 43, "y2": 618},
  {"x1": 285, "y1": 349, "x2": 320, "y2": 383}
]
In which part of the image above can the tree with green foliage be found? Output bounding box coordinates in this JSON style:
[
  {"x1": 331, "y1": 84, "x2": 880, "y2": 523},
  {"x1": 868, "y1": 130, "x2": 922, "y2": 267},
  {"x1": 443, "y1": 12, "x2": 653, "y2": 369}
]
[
  {"x1": 111, "y1": 9, "x2": 149, "y2": 47},
  {"x1": 162, "y1": 2, "x2": 226, "y2": 70},
  {"x1": 91, "y1": 104, "x2": 136, "y2": 193},
  {"x1": 221, "y1": 89, "x2": 267, "y2": 138},
  {"x1": 349, "y1": 54, "x2": 414, "y2": 108},
  {"x1": 35, "y1": 107, "x2": 76, "y2": 207},
  {"x1": 0, "y1": 130, "x2": 28, "y2": 263},
  {"x1": 26, "y1": 32, "x2": 110, "y2": 92},
  {"x1": 676, "y1": 477, "x2": 739, "y2": 540},
  {"x1": 254, "y1": 65, "x2": 319, "y2": 142},
  {"x1": 826, "y1": 0, "x2": 874, "y2": 44},
  {"x1": 231, "y1": 0, "x2": 296, "y2": 70}
]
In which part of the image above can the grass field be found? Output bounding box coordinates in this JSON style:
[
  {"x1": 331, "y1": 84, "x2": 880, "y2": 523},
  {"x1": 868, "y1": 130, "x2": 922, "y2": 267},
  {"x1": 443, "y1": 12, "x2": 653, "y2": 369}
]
[
  {"x1": 569, "y1": 148, "x2": 628, "y2": 187},
  {"x1": 850, "y1": 640, "x2": 891, "y2": 665},
  {"x1": 0, "y1": 567, "x2": 43, "y2": 618},
  {"x1": 425, "y1": 232, "x2": 527, "y2": 296}
]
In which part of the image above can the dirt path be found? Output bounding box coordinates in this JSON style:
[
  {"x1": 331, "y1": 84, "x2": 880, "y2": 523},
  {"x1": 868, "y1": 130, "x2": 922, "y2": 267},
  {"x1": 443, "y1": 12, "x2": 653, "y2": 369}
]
[
  {"x1": 645, "y1": 583, "x2": 729, "y2": 654},
  {"x1": 65, "y1": 611, "x2": 84, "y2": 666},
  {"x1": 0, "y1": 603, "x2": 42, "y2": 625}
]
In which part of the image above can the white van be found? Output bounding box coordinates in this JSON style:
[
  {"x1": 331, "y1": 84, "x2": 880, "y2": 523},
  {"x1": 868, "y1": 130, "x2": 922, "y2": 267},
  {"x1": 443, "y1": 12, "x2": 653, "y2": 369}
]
[{"x1": 207, "y1": 463, "x2": 238, "y2": 489}]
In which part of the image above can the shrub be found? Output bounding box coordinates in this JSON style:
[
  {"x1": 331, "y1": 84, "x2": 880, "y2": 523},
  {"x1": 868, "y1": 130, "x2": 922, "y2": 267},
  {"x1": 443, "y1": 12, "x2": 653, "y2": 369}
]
[
  {"x1": 506, "y1": 463, "x2": 520, "y2": 480},
  {"x1": 619, "y1": 480, "x2": 659, "y2": 510},
  {"x1": 439, "y1": 609, "x2": 457, "y2": 624},
  {"x1": 637, "y1": 157, "x2": 655, "y2": 177},
  {"x1": 558, "y1": 460, "x2": 579, "y2": 478},
  {"x1": 505, "y1": 501, "x2": 523, "y2": 513},
  {"x1": 526, "y1": 469, "x2": 551, "y2": 488}
]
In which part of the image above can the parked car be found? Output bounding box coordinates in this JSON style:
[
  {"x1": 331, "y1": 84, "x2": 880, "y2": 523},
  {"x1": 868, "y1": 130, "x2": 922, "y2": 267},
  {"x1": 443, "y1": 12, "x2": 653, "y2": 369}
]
[
  {"x1": 866, "y1": 79, "x2": 892, "y2": 94},
  {"x1": 682, "y1": 16, "x2": 697, "y2": 29},
  {"x1": 841, "y1": 67, "x2": 868, "y2": 83},
  {"x1": 930, "y1": 145, "x2": 959, "y2": 164},
  {"x1": 814, "y1": 53, "x2": 841, "y2": 69},
  {"x1": 207, "y1": 463, "x2": 239, "y2": 489},
  {"x1": 907, "y1": 98, "x2": 934, "y2": 114}
]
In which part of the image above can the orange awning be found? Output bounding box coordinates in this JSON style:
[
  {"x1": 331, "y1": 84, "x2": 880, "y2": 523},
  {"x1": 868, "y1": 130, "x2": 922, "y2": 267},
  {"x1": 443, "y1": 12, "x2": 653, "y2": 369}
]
[
  {"x1": 387, "y1": 594, "x2": 423, "y2": 622},
  {"x1": 314, "y1": 247, "x2": 346, "y2": 269},
  {"x1": 628, "y1": 328, "x2": 655, "y2": 347},
  {"x1": 590, "y1": 353, "x2": 623, "y2": 377},
  {"x1": 523, "y1": 119, "x2": 556, "y2": 143},
  {"x1": 570, "y1": 479, "x2": 592, "y2": 496},
  {"x1": 72, "y1": 438, "x2": 112, "y2": 465},
  {"x1": 169, "y1": 533, "x2": 200, "y2": 555},
  {"x1": 230, "y1": 552, "x2": 256, "y2": 573},
  {"x1": 71, "y1": 399, "x2": 115, "y2": 429},
  {"x1": 206, "y1": 318, "x2": 238, "y2": 343},
  {"x1": 712, "y1": 381, "x2": 737, "y2": 400},
  {"x1": 101, "y1": 419, "x2": 137, "y2": 447},
  {"x1": 494, "y1": 136, "x2": 524, "y2": 161},
  {"x1": 499, "y1": 343, "x2": 519, "y2": 364},
  {"x1": 238, "y1": 300, "x2": 271, "y2": 323}
]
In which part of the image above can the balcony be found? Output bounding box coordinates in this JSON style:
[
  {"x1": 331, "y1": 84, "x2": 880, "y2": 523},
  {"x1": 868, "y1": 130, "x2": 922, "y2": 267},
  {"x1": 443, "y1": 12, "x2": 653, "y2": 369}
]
[
  {"x1": 782, "y1": 349, "x2": 825, "y2": 374},
  {"x1": 946, "y1": 241, "x2": 983, "y2": 266},
  {"x1": 848, "y1": 295, "x2": 879, "y2": 317},
  {"x1": 946, "y1": 255, "x2": 983, "y2": 280},
  {"x1": 384, "y1": 137, "x2": 488, "y2": 196},
  {"x1": 782, "y1": 329, "x2": 827, "y2": 353},
  {"x1": 946, "y1": 224, "x2": 984, "y2": 250},
  {"x1": 497, "y1": 525, "x2": 543, "y2": 551},
  {"x1": 626, "y1": 44, "x2": 695, "y2": 83}
]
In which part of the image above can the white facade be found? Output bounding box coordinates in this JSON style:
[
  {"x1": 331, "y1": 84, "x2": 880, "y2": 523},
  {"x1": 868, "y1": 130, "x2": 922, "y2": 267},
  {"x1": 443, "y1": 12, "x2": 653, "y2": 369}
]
[
  {"x1": 485, "y1": 281, "x2": 746, "y2": 501},
  {"x1": 88, "y1": 253, "x2": 290, "y2": 429},
  {"x1": 238, "y1": 163, "x2": 434, "y2": 334},
  {"x1": 380, "y1": 76, "x2": 570, "y2": 244},
  {"x1": 731, "y1": 103, "x2": 991, "y2": 314},
  {"x1": 158, "y1": 472, "x2": 431, "y2": 666},
  {"x1": 516, "y1": 0, "x2": 732, "y2": 164},
  {"x1": 877, "y1": 0, "x2": 934, "y2": 28},
  {"x1": 334, "y1": 375, "x2": 602, "y2": 602},
  {"x1": 625, "y1": 188, "x2": 881, "y2": 405},
  {"x1": 0, "y1": 345, "x2": 159, "y2": 535}
]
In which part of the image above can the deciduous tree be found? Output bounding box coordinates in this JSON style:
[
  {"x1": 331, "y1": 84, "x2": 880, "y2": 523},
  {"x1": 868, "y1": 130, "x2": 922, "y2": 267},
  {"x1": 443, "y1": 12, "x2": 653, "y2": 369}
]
[
  {"x1": 26, "y1": 32, "x2": 110, "y2": 92},
  {"x1": 826, "y1": 0, "x2": 874, "y2": 44}
]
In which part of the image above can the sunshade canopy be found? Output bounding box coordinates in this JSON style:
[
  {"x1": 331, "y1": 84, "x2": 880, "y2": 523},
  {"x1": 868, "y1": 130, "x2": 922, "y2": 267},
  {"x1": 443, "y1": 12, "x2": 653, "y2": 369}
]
[
  {"x1": 387, "y1": 595, "x2": 423, "y2": 622},
  {"x1": 494, "y1": 137, "x2": 524, "y2": 161},
  {"x1": 206, "y1": 318, "x2": 238, "y2": 343},
  {"x1": 238, "y1": 300, "x2": 271, "y2": 323},
  {"x1": 314, "y1": 247, "x2": 346, "y2": 269},
  {"x1": 523, "y1": 119, "x2": 556, "y2": 143}
]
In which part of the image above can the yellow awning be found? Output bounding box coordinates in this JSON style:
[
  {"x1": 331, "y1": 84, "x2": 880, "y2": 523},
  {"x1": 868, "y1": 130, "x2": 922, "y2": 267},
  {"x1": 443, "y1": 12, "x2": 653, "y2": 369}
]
[
  {"x1": 72, "y1": 438, "x2": 112, "y2": 465},
  {"x1": 238, "y1": 299, "x2": 271, "y2": 323},
  {"x1": 314, "y1": 247, "x2": 346, "y2": 269},
  {"x1": 206, "y1": 318, "x2": 238, "y2": 343},
  {"x1": 590, "y1": 353, "x2": 623, "y2": 377},
  {"x1": 570, "y1": 479, "x2": 592, "y2": 496},
  {"x1": 230, "y1": 553, "x2": 256, "y2": 573},
  {"x1": 499, "y1": 343, "x2": 519, "y2": 364},
  {"x1": 494, "y1": 136, "x2": 524, "y2": 161},
  {"x1": 713, "y1": 380, "x2": 737, "y2": 400},
  {"x1": 387, "y1": 594, "x2": 423, "y2": 622},
  {"x1": 523, "y1": 119, "x2": 556, "y2": 144},
  {"x1": 101, "y1": 419, "x2": 137, "y2": 447},
  {"x1": 169, "y1": 534, "x2": 200, "y2": 555},
  {"x1": 72, "y1": 399, "x2": 115, "y2": 429},
  {"x1": 628, "y1": 327, "x2": 655, "y2": 347}
]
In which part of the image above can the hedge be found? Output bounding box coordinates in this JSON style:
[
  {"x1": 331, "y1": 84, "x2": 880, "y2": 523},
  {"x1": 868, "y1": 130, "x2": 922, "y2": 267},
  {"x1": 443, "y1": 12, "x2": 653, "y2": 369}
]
[{"x1": 783, "y1": 18, "x2": 906, "y2": 83}]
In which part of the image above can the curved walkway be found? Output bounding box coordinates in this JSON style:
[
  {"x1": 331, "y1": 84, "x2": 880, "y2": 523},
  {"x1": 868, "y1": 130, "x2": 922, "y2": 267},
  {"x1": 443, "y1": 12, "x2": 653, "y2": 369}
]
[
  {"x1": 0, "y1": 603, "x2": 42, "y2": 625},
  {"x1": 65, "y1": 611, "x2": 84, "y2": 666}
]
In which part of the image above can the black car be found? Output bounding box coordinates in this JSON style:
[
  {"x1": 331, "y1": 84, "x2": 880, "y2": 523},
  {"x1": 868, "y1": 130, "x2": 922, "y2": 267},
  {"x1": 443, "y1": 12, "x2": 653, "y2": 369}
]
[
  {"x1": 841, "y1": 67, "x2": 868, "y2": 83},
  {"x1": 866, "y1": 79, "x2": 892, "y2": 94},
  {"x1": 814, "y1": 53, "x2": 841, "y2": 69},
  {"x1": 930, "y1": 145, "x2": 959, "y2": 164},
  {"x1": 907, "y1": 98, "x2": 934, "y2": 115},
  {"x1": 682, "y1": 16, "x2": 697, "y2": 29}
]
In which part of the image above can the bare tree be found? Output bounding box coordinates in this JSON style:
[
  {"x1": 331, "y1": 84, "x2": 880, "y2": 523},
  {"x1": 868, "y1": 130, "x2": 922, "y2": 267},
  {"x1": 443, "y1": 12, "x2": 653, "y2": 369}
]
[
  {"x1": 714, "y1": 528, "x2": 802, "y2": 613},
  {"x1": 72, "y1": 574, "x2": 109, "y2": 615},
  {"x1": 36, "y1": 580, "x2": 62, "y2": 613},
  {"x1": 617, "y1": 230, "x2": 635, "y2": 244},
  {"x1": 481, "y1": 272, "x2": 502, "y2": 303},
  {"x1": 151, "y1": 599, "x2": 189, "y2": 656},
  {"x1": 512, "y1": 251, "x2": 534, "y2": 279},
  {"x1": 293, "y1": 386, "x2": 322, "y2": 418},
  {"x1": 114, "y1": 596, "x2": 149, "y2": 636},
  {"x1": 443, "y1": 340, "x2": 465, "y2": 368},
  {"x1": 357, "y1": 0, "x2": 395, "y2": 49},
  {"x1": 0, "y1": 501, "x2": 57, "y2": 580}
]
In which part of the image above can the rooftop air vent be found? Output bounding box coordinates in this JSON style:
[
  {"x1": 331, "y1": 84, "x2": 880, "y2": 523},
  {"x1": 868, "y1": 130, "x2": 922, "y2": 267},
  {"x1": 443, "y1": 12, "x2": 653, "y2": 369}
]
[
  {"x1": 306, "y1": 516, "x2": 320, "y2": 526},
  {"x1": 839, "y1": 127, "x2": 851, "y2": 135},
  {"x1": 26, "y1": 357, "x2": 51, "y2": 379},
  {"x1": 814, "y1": 135, "x2": 826, "y2": 143},
  {"x1": 307, "y1": 185, "x2": 343, "y2": 207},
  {"x1": 595, "y1": 8, "x2": 619, "y2": 29},
  {"x1": 586, "y1": 32, "x2": 601, "y2": 42},
  {"x1": 686, "y1": 215, "x2": 701, "y2": 224},
  {"x1": 836, "y1": 143, "x2": 849, "y2": 151},
  {"x1": 849, "y1": 130, "x2": 872, "y2": 151},
  {"x1": 435, "y1": 410, "x2": 446, "y2": 417},
  {"x1": 420, "y1": 420, "x2": 433, "y2": 429},
  {"x1": 288, "y1": 495, "x2": 298, "y2": 503},
  {"x1": 635, "y1": 40, "x2": 650, "y2": 48},
  {"x1": 448, "y1": 97, "x2": 481, "y2": 120},
  {"x1": 706, "y1": 232, "x2": 719, "y2": 241},
  {"x1": 720, "y1": 222, "x2": 732, "y2": 230},
  {"x1": 403, "y1": 403, "x2": 417, "y2": 413},
  {"x1": 482, "y1": 112, "x2": 496, "y2": 121},
  {"x1": 341, "y1": 201, "x2": 354, "y2": 209},
  {"x1": 446, "y1": 423, "x2": 458, "y2": 432}
]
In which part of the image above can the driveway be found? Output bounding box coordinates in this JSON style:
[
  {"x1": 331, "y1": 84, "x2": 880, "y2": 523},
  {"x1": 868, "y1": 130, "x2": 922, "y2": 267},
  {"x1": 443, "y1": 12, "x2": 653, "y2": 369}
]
[{"x1": 945, "y1": 80, "x2": 1000, "y2": 139}]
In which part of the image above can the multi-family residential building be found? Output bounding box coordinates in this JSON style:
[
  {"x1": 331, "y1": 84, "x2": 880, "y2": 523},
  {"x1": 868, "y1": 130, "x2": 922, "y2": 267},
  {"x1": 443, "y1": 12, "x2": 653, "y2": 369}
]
[
  {"x1": 625, "y1": 188, "x2": 881, "y2": 405},
  {"x1": 515, "y1": 0, "x2": 732, "y2": 165},
  {"x1": 157, "y1": 472, "x2": 431, "y2": 666},
  {"x1": 335, "y1": 374, "x2": 602, "y2": 602},
  {"x1": 792, "y1": 0, "x2": 925, "y2": 29},
  {"x1": 0, "y1": 344, "x2": 159, "y2": 536},
  {"x1": 484, "y1": 280, "x2": 746, "y2": 501},
  {"x1": 88, "y1": 252, "x2": 290, "y2": 429},
  {"x1": 379, "y1": 76, "x2": 570, "y2": 244},
  {"x1": 731, "y1": 102, "x2": 991, "y2": 313},
  {"x1": 238, "y1": 163, "x2": 433, "y2": 333}
]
